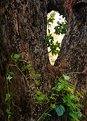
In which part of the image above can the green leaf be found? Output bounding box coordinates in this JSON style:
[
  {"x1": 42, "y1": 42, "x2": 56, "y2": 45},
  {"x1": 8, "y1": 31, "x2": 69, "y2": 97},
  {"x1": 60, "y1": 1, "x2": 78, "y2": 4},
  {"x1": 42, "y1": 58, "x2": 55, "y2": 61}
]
[
  {"x1": 14, "y1": 54, "x2": 20, "y2": 59},
  {"x1": 5, "y1": 93, "x2": 11, "y2": 102},
  {"x1": 35, "y1": 90, "x2": 43, "y2": 95},
  {"x1": 63, "y1": 74, "x2": 70, "y2": 80},
  {"x1": 69, "y1": 112, "x2": 80, "y2": 121},
  {"x1": 6, "y1": 108, "x2": 12, "y2": 116},
  {"x1": 22, "y1": 64, "x2": 32, "y2": 71},
  {"x1": 57, "y1": 83, "x2": 65, "y2": 91},
  {"x1": 50, "y1": 104, "x2": 56, "y2": 109},
  {"x1": 11, "y1": 53, "x2": 20, "y2": 62},
  {"x1": 53, "y1": 81, "x2": 66, "y2": 91},
  {"x1": 7, "y1": 72, "x2": 14, "y2": 83},
  {"x1": 63, "y1": 94, "x2": 77, "y2": 110},
  {"x1": 35, "y1": 90, "x2": 47, "y2": 102},
  {"x1": 34, "y1": 80, "x2": 41, "y2": 86},
  {"x1": 50, "y1": 96, "x2": 56, "y2": 101},
  {"x1": 35, "y1": 95, "x2": 46, "y2": 102},
  {"x1": 65, "y1": 87, "x2": 74, "y2": 94},
  {"x1": 7, "y1": 75, "x2": 13, "y2": 82},
  {"x1": 55, "y1": 105, "x2": 65, "y2": 116},
  {"x1": 76, "y1": 91, "x2": 83, "y2": 98},
  {"x1": 30, "y1": 72, "x2": 41, "y2": 80}
]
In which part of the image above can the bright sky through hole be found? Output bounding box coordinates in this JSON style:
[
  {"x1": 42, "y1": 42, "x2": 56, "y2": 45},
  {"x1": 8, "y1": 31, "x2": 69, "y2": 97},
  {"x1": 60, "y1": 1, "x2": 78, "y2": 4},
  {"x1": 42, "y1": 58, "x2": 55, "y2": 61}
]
[{"x1": 47, "y1": 11, "x2": 65, "y2": 65}]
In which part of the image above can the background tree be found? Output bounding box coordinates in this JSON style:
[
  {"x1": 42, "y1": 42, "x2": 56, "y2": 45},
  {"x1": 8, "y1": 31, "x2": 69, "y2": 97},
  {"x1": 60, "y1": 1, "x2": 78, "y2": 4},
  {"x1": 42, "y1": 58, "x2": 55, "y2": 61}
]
[{"x1": 0, "y1": 0, "x2": 87, "y2": 121}]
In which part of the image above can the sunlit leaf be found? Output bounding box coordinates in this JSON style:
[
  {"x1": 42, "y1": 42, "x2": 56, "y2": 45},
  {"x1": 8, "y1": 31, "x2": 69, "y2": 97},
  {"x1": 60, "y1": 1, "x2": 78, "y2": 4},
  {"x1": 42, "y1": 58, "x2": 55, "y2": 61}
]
[
  {"x1": 50, "y1": 104, "x2": 56, "y2": 109},
  {"x1": 63, "y1": 74, "x2": 70, "y2": 80}
]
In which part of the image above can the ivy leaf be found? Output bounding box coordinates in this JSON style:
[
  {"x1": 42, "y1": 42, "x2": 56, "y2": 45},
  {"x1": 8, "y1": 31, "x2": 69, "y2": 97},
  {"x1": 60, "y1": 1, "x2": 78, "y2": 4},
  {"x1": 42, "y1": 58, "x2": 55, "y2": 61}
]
[
  {"x1": 6, "y1": 108, "x2": 12, "y2": 116},
  {"x1": 50, "y1": 96, "x2": 56, "y2": 101},
  {"x1": 56, "y1": 83, "x2": 65, "y2": 91},
  {"x1": 5, "y1": 93, "x2": 11, "y2": 102},
  {"x1": 65, "y1": 87, "x2": 74, "y2": 94},
  {"x1": 69, "y1": 111, "x2": 81, "y2": 121},
  {"x1": 35, "y1": 90, "x2": 47, "y2": 102},
  {"x1": 55, "y1": 105, "x2": 65, "y2": 116},
  {"x1": 63, "y1": 74, "x2": 70, "y2": 80},
  {"x1": 7, "y1": 71, "x2": 14, "y2": 83},
  {"x1": 35, "y1": 95, "x2": 46, "y2": 102},
  {"x1": 34, "y1": 80, "x2": 41, "y2": 86},
  {"x1": 50, "y1": 104, "x2": 56, "y2": 110},
  {"x1": 35, "y1": 90, "x2": 43, "y2": 95},
  {"x1": 7, "y1": 75, "x2": 13, "y2": 81},
  {"x1": 22, "y1": 64, "x2": 32, "y2": 71},
  {"x1": 11, "y1": 54, "x2": 20, "y2": 62},
  {"x1": 30, "y1": 72, "x2": 41, "y2": 80}
]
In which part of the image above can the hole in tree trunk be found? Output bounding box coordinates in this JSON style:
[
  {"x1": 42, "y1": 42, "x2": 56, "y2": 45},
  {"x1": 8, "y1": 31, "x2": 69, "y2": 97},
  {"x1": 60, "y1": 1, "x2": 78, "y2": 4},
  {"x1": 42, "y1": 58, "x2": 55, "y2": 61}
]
[{"x1": 47, "y1": 11, "x2": 66, "y2": 65}]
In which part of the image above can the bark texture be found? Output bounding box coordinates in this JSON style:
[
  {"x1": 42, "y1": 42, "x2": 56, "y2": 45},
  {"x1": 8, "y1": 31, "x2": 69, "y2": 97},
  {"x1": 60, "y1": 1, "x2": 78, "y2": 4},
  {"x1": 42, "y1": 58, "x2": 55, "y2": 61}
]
[
  {"x1": 0, "y1": 0, "x2": 49, "y2": 121},
  {"x1": 55, "y1": 0, "x2": 87, "y2": 120},
  {"x1": 0, "y1": 0, "x2": 87, "y2": 121}
]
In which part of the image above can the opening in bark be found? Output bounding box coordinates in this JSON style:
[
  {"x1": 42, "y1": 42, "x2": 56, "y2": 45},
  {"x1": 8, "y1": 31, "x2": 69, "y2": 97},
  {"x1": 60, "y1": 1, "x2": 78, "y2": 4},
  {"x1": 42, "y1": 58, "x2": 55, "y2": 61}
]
[{"x1": 47, "y1": 11, "x2": 67, "y2": 65}]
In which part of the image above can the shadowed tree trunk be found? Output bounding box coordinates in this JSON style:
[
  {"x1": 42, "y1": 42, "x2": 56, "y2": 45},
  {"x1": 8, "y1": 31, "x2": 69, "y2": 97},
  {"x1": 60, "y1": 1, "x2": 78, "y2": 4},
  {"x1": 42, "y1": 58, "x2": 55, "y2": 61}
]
[
  {"x1": 55, "y1": 1, "x2": 87, "y2": 120},
  {"x1": 0, "y1": 0, "x2": 87, "y2": 121},
  {"x1": 0, "y1": 0, "x2": 49, "y2": 121}
]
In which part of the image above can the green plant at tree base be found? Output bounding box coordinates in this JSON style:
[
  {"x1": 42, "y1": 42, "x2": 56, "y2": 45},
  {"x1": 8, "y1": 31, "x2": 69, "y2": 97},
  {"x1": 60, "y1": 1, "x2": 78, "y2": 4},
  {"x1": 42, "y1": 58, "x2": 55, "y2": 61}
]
[
  {"x1": 44, "y1": 11, "x2": 83, "y2": 121},
  {"x1": 5, "y1": 53, "x2": 41, "y2": 121},
  {"x1": 36, "y1": 75, "x2": 83, "y2": 121},
  {"x1": 5, "y1": 70, "x2": 14, "y2": 121},
  {"x1": 5, "y1": 54, "x2": 83, "y2": 121}
]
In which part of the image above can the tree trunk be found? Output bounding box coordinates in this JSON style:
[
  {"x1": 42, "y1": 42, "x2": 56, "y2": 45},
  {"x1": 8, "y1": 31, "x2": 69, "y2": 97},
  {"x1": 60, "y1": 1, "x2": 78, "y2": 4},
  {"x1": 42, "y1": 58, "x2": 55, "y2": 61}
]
[
  {"x1": 0, "y1": 0, "x2": 49, "y2": 121},
  {"x1": 0, "y1": 0, "x2": 87, "y2": 121},
  {"x1": 55, "y1": 0, "x2": 87, "y2": 120}
]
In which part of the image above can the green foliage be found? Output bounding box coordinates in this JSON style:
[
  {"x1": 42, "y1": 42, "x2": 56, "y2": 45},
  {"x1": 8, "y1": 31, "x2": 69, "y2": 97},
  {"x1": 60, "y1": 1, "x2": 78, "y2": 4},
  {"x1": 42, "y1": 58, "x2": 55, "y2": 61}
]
[
  {"x1": 35, "y1": 90, "x2": 48, "y2": 102},
  {"x1": 6, "y1": 71, "x2": 14, "y2": 83},
  {"x1": 5, "y1": 53, "x2": 41, "y2": 121},
  {"x1": 5, "y1": 54, "x2": 83, "y2": 121},
  {"x1": 50, "y1": 104, "x2": 56, "y2": 110},
  {"x1": 36, "y1": 75, "x2": 83, "y2": 121},
  {"x1": 5, "y1": 93, "x2": 12, "y2": 102},
  {"x1": 34, "y1": 80, "x2": 41, "y2": 86},
  {"x1": 21, "y1": 63, "x2": 32, "y2": 71},
  {"x1": 11, "y1": 53, "x2": 21, "y2": 63},
  {"x1": 30, "y1": 72, "x2": 41, "y2": 80},
  {"x1": 54, "y1": 21, "x2": 67, "y2": 34},
  {"x1": 6, "y1": 107, "x2": 12, "y2": 121},
  {"x1": 47, "y1": 12, "x2": 55, "y2": 24},
  {"x1": 46, "y1": 34, "x2": 61, "y2": 55},
  {"x1": 51, "y1": 75, "x2": 83, "y2": 120},
  {"x1": 47, "y1": 12, "x2": 67, "y2": 55},
  {"x1": 6, "y1": 70, "x2": 14, "y2": 121}
]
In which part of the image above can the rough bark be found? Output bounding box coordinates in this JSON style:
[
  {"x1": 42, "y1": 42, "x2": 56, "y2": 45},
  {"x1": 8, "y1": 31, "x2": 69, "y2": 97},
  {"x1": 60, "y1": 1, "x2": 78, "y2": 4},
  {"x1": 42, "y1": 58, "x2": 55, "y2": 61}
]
[
  {"x1": 0, "y1": 0, "x2": 49, "y2": 121},
  {"x1": 55, "y1": 0, "x2": 87, "y2": 120},
  {"x1": 0, "y1": 0, "x2": 87, "y2": 121}
]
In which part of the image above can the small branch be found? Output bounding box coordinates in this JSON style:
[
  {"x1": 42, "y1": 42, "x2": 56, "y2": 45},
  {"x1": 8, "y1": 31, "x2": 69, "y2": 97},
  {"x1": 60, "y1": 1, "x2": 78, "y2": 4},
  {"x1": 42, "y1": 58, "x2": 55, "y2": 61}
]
[{"x1": 8, "y1": 64, "x2": 27, "y2": 80}]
